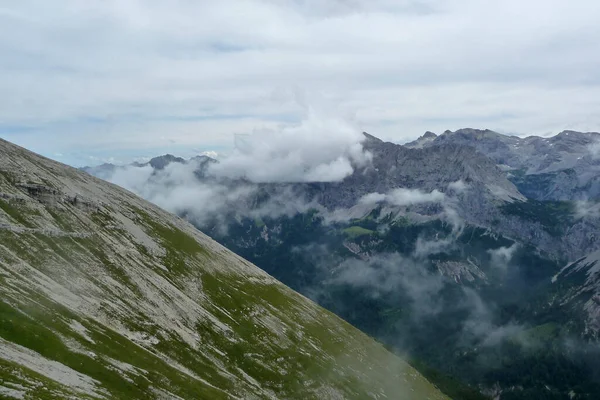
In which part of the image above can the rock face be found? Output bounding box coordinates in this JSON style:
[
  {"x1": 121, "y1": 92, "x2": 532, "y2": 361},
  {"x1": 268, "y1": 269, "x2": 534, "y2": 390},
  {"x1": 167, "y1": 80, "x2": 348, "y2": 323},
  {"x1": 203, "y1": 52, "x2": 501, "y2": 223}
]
[
  {"x1": 553, "y1": 250, "x2": 600, "y2": 338},
  {"x1": 406, "y1": 128, "x2": 600, "y2": 200},
  {"x1": 303, "y1": 134, "x2": 524, "y2": 209},
  {"x1": 0, "y1": 139, "x2": 448, "y2": 400}
]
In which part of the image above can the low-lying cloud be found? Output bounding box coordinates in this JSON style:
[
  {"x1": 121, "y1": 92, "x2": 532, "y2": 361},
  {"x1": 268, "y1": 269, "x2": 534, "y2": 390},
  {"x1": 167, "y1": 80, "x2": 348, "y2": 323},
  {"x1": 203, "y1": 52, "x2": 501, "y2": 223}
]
[
  {"x1": 589, "y1": 140, "x2": 600, "y2": 160},
  {"x1": 359, "y1": 188, "x2": 445, "y2": 207},
  {"x1": 447, "y1": 179, "x2": 469, "y2": 193},
  {"x1": 487, "y1": 243, "x2": 519, "y2": 272},
  {"x1": 575, "y1": 200, "x2": 600, "y2": 219},
  {"x1": 326, "y1": 253, "x2": 445, "y2": 315},
  {"x1": 210, "y1": 108, "x2": 372, "y2": 183}
]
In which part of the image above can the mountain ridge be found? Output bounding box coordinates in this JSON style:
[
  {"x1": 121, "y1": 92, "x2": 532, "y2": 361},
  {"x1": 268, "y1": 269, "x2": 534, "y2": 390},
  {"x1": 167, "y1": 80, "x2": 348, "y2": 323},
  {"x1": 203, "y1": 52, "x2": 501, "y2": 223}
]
[{"x1": 405, "y1": 128, "x2": 600, "y2": 201}]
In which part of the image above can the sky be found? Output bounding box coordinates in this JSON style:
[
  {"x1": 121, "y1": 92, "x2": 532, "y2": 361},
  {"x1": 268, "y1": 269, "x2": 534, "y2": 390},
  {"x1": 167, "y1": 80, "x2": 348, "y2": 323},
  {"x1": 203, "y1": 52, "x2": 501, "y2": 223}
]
[{"x1": 1, "y1": 0, "x2": 600, "y2": 166}]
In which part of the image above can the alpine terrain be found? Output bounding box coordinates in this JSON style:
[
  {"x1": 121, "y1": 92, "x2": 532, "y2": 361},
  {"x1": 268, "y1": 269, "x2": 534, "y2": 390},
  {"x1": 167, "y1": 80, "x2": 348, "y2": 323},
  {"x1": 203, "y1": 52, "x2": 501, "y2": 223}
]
[
  {"x1": 0, "y1": 138, "x2": 451, "y2": 399},
  {"x1": 87, "y1": 128, "x2": 600, "y2": 399}
]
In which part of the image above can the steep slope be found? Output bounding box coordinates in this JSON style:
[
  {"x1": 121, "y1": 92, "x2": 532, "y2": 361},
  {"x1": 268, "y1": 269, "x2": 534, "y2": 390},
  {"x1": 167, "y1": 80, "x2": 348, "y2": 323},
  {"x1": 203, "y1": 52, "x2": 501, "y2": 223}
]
[
  {"x1": 553, "y1": 250, "x2": 600, "y2": 337},
  {"x1": 0, "y1": 138, "x2": 449, "y2": 400}
]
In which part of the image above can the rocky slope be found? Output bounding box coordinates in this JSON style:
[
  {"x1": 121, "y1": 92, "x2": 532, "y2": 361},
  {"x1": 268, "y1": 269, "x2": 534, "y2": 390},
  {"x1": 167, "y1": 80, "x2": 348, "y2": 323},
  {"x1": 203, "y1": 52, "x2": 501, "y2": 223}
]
[
  {"x1": 553, "y1": 250, "x2": 600, "y2": 338},
  {"x1": 0, "y1": 138, "x2": 449, "y2": 400}
]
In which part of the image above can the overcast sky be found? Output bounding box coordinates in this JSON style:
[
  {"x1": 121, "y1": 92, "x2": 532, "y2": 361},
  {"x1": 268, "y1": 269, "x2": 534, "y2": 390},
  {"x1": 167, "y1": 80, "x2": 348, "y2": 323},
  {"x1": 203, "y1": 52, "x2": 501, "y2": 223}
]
[{"x1": 1, "y1": 0, "x2": 600, "y2": 166}]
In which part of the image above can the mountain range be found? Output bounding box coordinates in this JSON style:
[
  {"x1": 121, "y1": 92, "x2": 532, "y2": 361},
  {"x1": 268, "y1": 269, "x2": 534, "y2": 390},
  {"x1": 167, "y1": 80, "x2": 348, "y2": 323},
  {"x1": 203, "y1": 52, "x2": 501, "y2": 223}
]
[{"x1": 81, "y1": 128, "x2": 600, "y2": 399}]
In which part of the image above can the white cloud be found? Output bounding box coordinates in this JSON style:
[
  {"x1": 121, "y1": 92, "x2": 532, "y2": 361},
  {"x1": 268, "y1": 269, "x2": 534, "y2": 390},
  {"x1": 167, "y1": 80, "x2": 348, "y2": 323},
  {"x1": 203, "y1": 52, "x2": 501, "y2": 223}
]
[
  {"x1": 199, "y1": 151, "x2": 219, "y2": 159},
  {"x1": 487, "y1": 243, "x2": 519, "y2": 272},
  {"x1": 105, "y1": 156, "x2": 322, "y2": 227},
  {"x1": 210, "y1": 107, "x2": 371, "y2": 182},
  {"x1": 589, "y1": 140, "x2": 600, "y2": 160},
  {"x1": 359, "y1": 188, "x2": 445, "y2": 207},
  {"x1": 359, "y1": 192, "x2": 388, "y2": 204},
  {"x1": 448, "y1": 180, "x2": 468, "y2": 193},
  {"x1": 2, "y1": 0, "x2": 600, "y2": 163},
  {"x1": 575, "y1": 201, "x2": 600, "y2": 219}
]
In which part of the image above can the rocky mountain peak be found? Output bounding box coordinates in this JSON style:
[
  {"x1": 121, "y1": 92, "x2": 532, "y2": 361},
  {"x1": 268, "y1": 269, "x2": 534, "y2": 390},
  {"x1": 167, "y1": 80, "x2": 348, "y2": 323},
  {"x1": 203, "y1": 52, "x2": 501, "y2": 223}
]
[
  {"x1": 148, "y1": 154, "x2": 186, "y2": 170},
  {"x1": 362, "y1": 131, "x2": 383, "y2": 144}
]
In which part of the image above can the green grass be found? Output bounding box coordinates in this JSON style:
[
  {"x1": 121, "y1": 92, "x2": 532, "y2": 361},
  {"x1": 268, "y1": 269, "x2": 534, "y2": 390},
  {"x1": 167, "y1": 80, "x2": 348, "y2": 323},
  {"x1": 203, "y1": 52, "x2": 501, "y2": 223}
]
[
  {"x1": 0, "y1": 358, "x2": 90, "y2": 400},
  {"x1": 130, "y1": 206, "x2": 208, "y2": 276},
  {"x1": 0, "y1": 198, "x2": 35, "y2": 228},
  {"x1": 342, "y1": 226, "x2": 376, "y2": 238},
  {"x1": 518, "y1": 323, "x2": 560, "y2": 343},
  {"x1": 197, "y1": 271, "x2": 385, "y2": 398},
  {"x1": 0, "y1": 297, "x2": 230, "y2": 399}
]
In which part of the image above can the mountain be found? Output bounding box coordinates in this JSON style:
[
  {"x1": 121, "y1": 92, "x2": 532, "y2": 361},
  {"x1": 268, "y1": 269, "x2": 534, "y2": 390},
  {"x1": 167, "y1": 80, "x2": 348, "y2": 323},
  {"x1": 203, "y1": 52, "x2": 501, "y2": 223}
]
[
  {"x1": 81, "y1": 154, "x2": 217, "y2": 181},
  {"x1": 0, "y1": 138, "x2": 449, "y2": 400},
  {"x1": 147, "y1": 154, "x2": 186, "y2": 170},
  {"x1": 305, "y1": 132, "x2": 525, "y2": 208},
  {"x1": 404, "y1": 131, "x2": 438, "y2": 149},
  {"x1": 82, "y1": 130, "x2": 600, "y2": 399},
  {"x1": 405, "y1": 128, "x2": 600, "y2": 201}
]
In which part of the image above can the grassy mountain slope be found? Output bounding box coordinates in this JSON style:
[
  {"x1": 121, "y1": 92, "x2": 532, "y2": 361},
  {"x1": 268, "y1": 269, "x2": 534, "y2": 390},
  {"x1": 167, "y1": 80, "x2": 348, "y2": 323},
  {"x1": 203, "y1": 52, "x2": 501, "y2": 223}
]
[{"x1": 0, "y1": 139, "x2": 449, "y2": 400}]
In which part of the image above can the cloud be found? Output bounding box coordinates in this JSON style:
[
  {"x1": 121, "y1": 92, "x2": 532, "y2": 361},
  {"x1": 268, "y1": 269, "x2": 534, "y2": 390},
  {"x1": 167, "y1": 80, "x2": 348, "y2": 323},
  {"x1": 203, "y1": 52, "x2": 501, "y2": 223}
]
[
  {"x1": 210, "y1": 106, "x2": 372, "y2": 182},
  {"x1": 414, "y1": 236, "x2": 454, "y2": 258},
  {"x1": 199, "y1": 150, "x2": 219, "y2": 159},
  {"x1": 574, "y1": 201, "x2": 600, "y2": 219},
  {"x1": 2, "y1": 0, "x2": 600, "y2": 164},
  {"x1": 359, "y1": 188, "x2": 445, "y2": 207},
  {"x1": 326, "y1": 253, "x2": 445, "y2": 315},
  {"x1": 108, "y1": 160, "x2": 255, "y2": 227},
  {"x1": 323, "y1": 251, "x2": 527, "y2": 350},
  {"x1": 105, "y1": 154, "x2": 326, "y2": 231},
  {"x1": 589, "y1": 140, "x2": 600, "y2": 160},
  {"x1": 447, "y1": 180, "x2": 468, "y2": 193},
  {"x1": 487, "y1": 243, "x2": 519, "y2": 272}
]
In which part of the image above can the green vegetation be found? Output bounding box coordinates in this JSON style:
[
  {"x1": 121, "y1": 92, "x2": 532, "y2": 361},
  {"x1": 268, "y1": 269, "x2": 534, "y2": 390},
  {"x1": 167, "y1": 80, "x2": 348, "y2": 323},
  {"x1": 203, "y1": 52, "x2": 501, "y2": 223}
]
[
  {"x1": 0, "y1": 358, "x2": 90, "y2": 400},
  {"x1": 407, "y1": 357, "x2": 490, "y2": 400},
  {"x1": 0, "y1": 198, "x2": 35, "y2": 228},
  {"x1": 342, "y1": 226, "x2": 376, "y2": 238},
  {"x1": 500, "y1": 199, "x2": 575, "y2": 236},
  {"x1": 131, "y1": 206, "x2": 208, "y2": 276},
  {"x1": 0, "y1": 298, "x2": 229, "y2": 399}
]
